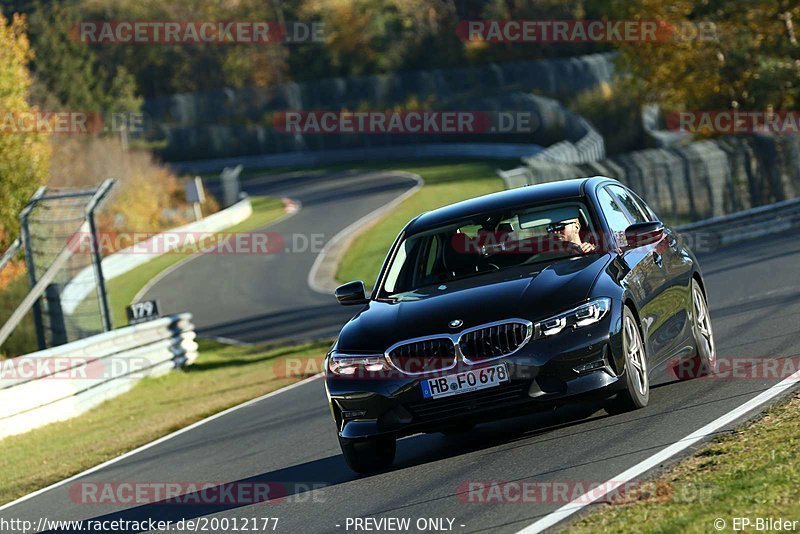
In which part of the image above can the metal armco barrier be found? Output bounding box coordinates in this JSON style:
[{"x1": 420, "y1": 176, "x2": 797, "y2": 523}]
[
  {"x1": 675, "y1": 197, "x2": 800, "y2": 249},
  {"x1": 0, "y1": 313, "x2": 197, "y2": 440},
  {"x1": 172, "y1": 143, "x2": 545, "y2": 174}
]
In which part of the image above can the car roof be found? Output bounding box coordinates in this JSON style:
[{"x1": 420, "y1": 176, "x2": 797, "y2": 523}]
[{"x1": 405, "y1": 176, "x2": 617, "y2": 234}]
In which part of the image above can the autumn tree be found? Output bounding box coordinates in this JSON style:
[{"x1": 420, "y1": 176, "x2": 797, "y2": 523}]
[
  {"x1": 611, "y1": 0, "x2": 800, "y2": 111},
  {"x1": 0, "y1": 12, "x2": 50, "y2": 249}
]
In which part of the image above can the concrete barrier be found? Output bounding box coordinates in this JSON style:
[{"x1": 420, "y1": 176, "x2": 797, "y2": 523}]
[
  {"x1": 0, "y1": 314, "x2": 196, "y2": 440},
  {"x1": 500, "y1": 134, "x2": 800, "y2": 223},
  {"x1": 147, "y1": 53, "x2": 615, "y2": 161}
]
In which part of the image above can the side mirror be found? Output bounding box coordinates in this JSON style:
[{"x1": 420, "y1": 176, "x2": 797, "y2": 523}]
[
  {"x1": 623, "y1": 221, "x2": 664, "y2": 249},
  {"x1": 335, "y1": 280, "x2": 369, "y2": 305}
]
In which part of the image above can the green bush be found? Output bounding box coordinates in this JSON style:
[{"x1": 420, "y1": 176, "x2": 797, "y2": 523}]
[
  {"x1": 0, "y1": 273, "x2": 37, "y2": 358},
  {"x1": 27, "y1": 2, "x2": 141, "y2": 115}
]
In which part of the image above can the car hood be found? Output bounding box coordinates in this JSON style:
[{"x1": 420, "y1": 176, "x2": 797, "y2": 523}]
[{"x1": 336, "y1": 253, "x2": 612, "y2": 353}]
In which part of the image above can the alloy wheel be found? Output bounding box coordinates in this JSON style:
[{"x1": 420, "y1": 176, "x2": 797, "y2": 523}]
[
  {"x1": 692, "y1": 283, "x2": 716, "y2": 369},
  {"x1": 623, "y1": 314, "x2": 648, "y2": 396}
]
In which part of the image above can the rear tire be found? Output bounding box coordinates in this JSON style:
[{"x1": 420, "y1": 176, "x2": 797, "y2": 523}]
[
  {"x1": 339, "y1": 435, "x2": 396, "y2": 474},
  {"x1": 673, "y1": 279, "x2": 717, "y2": 380},
  {"x1": 605, "y1": 306, "x2": 649, "y2": 414}
]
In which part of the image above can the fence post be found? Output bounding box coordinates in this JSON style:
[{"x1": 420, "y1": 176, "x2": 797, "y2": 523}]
[
  {"x1": 86, "y1": 179, "x2": 115, "y2": 332},
  {"x1": 19, "y1": 186, "x2": 48, "y2": 350},
  {"x1": 45, "y1": 283, "x2": 67, "y2": 346}
]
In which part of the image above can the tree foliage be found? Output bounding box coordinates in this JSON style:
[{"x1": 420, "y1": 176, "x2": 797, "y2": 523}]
[
  {"x1": 611, "y1": 0, "x2": 800, "y2": 111},
  {"x1": 0, "y1": 11, "x2": 50, "y2": 249},
  {"x1": 27, "y1": 2, "x2": 141, "y2": 114},
  {"x1": 296, "y1": 0, "x2": 460, "y2": 76},
  {"x1": 5, "y1": 0, "x2": 620, "y2": 99},
  {"x1": 75, "y1": 0, "x2": 290, "y2": 96}
]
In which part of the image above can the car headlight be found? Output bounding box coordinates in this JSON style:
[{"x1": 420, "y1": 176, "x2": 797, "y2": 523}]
[
  {"x1": 534, "y1": 298, "x2": 611, "y2": 338},
  {"x1": 327, "y1": 352, "x2": 390, "y2": 376}
]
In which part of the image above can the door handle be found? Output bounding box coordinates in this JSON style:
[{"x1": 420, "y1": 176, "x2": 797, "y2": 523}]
[{"x1": 653, "y1": 251, "x2": 663, "y2": 267}]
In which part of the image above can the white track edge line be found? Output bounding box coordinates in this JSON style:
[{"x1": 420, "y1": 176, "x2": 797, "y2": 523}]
[
  {"x1": 517, "y1": 371, "x2": 800, "y2": 533},
  {"x1": 0, "y1": 372, "x2": 324, "y2": 512}
]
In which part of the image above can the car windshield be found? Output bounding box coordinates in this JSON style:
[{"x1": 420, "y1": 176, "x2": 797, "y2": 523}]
[{"x1": 380, "y1": 201, "x2": 599, "y2": 297}]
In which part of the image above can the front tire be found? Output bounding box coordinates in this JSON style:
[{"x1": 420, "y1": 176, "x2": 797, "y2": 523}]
[
  {"x1": 606, "y1": 306, "x2": 650, "y2": 414},
  {"x1": 673, "y1": 279, "x2": 717, "y2": 380},
  {"x1": 339, "y1": 435, "x2": 396, "y2": 474}
]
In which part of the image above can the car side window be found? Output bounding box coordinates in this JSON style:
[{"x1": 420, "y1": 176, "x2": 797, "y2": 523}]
[
  {"x1": 597, "y1": 187, "x2": 632, "y2": 234},
  {"x1": 630, "y1": 191, "x2": 660, "y2": 222},
  {"x1": 608, "y1": 185, "x2": 649, "y2": 224}
]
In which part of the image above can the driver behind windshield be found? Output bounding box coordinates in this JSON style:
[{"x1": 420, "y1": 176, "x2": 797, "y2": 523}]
[
  {"x1": 547, "y1": 217, "x2": 596, "y2": 254},
  {"x1": 380, "y1": 204, "x2": 600, "y2": 297}
]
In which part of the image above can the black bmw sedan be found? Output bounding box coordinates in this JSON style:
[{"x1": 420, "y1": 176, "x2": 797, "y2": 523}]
[{"x1": 326, "y1": 176, "x2": 716, "y2": 473}]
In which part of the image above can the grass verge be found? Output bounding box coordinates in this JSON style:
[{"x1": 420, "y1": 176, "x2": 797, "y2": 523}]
[
  {"x1": 569, "y1": 390, "x2": 800, "y2": 532},
  {"x1": 335, "y1": 160, "x2": 515, "y2": 288},
  {"x1": 0, "y1": 338, "x2": 329, "y2": 506}
]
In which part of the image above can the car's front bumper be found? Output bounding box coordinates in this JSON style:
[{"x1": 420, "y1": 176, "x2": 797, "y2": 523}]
[{"x1": 326, "y1": 311, "x2": 627, "y2": 440}]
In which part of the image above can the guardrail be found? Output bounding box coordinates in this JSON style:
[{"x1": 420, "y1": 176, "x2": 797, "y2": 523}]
[
  {"x1": 675, "y1": 197, "x2": 800, "y2": 249},
  {"x1": 0, "y1": 313, "x2": 197, "y2": 440},
  {"x1": 171, "y1": 144, "x2": 544, "y2": 174}
]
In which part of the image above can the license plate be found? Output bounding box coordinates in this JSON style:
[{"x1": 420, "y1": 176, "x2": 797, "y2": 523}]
[{"x1": 421, "y1": 363, "x2": 509, "y2": 399}]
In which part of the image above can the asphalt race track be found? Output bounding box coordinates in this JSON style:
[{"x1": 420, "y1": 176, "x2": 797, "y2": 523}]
[
  {"x1": 143, "y1": 170, "x2": 419, "y2": 343},
  {"x1": 4, "y1": 171, "x2": 800, "y2": 533}
]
